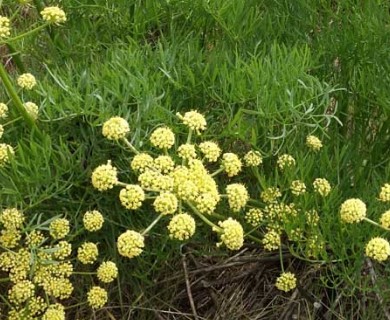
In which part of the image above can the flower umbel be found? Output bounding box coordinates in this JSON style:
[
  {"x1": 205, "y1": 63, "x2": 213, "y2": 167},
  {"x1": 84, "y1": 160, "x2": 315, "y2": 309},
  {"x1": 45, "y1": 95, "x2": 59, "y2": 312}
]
[
  {"x1": 378, "y1": 183, "x2": 390, "y2": 202},
  {"x1": 97, "y1": 261, "x2": 118, "y2": 283},
  {"x1": 168, "y1": 213, "x2": 196, "y2": 241},
  {"x1": 83, "y1": 210, "x2": 104, "y2": 231},
  {"x1": 87, "y1": 286, "x2": 108, "y2": 309},
  {"x1": 77, "y1": 242, "x2": 99, "y2": 264},
  {"x1": 339, "y1": 198, "x2": 366, "y2": 224},
  {"x1": 119, "y1": 185, "x2": 145, "y2": 210},
  {"x1": 41, "y1": 6, "x2": 67, "y2": 24},
  {"x1": 17, "y1": 73, "x2": 37, "y2": 90},
  {"x1": 313, "y1": 178, "x2": 331, "y2": 197},
  {"x1": 91, "y1": 160, "x2": 118, "y2": 191},
  {"x1": 216, "y1": 218, "x2": 244, "y2": 250},
  {"x1": 150, "y1": 127, "x2": 175, "y2": 149},
  {"x1": 226, "y1": 183, "x2": 249, "y2": 212},
  {"x1": 102, "y1": 116, "x2": 130, "y2": 140},
  {"x1": 177, "y1": 110, "x2": 207, "y2": 133},
  {"x1": 306, "y1": 135, "x2": 323, "y2": 151},
  {"x1": 117, "y1": 230, "x2": 144, "y2": 258},
  {"x1": 275, "y1": 272, "x2": 297, "y2": 292},
  {"x1": 222, "y1": 153, "x2": 242, "y2": 177},
  {"x1": 365, "y1": 237, "x2": 390, "y2": 262}
]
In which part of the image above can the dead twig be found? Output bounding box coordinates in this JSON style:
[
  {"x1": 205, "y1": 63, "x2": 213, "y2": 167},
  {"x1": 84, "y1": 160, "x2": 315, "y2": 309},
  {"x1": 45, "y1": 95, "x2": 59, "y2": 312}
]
[{"x1": 182, "y1": 254, "x2": 199, "y2": 320}]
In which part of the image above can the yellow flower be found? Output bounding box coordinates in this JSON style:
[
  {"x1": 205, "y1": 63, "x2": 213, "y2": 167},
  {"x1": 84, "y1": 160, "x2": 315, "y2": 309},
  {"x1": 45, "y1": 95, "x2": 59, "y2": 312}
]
[
  {"x1": 0, "y1": 143, "x2": 14, "y2": 166},
  {"x1": 305, "y1": 209, "x2": 320, "y2": 226},
  {"x1": 42, "y1": 304, "x2": 65, "y2": 320},
  {"x1": 97, "y1": 261, "x2": 118, "y2": 283},
  {"x1": 226, "y1": 183, "x2": 249, "y2": 212},
  {"x1": 277, "y1": 154, "x2": 295, "y2": 170},
  {"x1": 245, "y1": 208, "x2": 264, "y2": 227},
  {"x1": 178, "y1": 143, "x2": 197, "y2": 160},
  {"x1": 17, "y1": 73, "x2": 37, "y2": 90},
  {"x1": 52, "y1": 241, "x2": 72, "y2": 260},
  {"x1": 199, "y1": 141, "x2": 221, "y2": 162},
  {"x1": 102, "y1": 116, "x2": 130, "y2": 140},
  {"x1": 87, "y1": 286, "x2": 108, "y2": 309},
  {"x1": 26, "y1": 230, "x2": 44, "y2": 247},
  {"x1": 153, "y1": 192, "x2": 178, "y2": 215},
  {"x1": 77, "y1": 242, "x2": 98, "y2": 264},
  {"x1": 365, "y1": 237, "x2": 390, "y2": 262},
  {"x1": 216, "y1": 218, "x2": 244, "y2": 250},
  {"x1": 306, "y1": 135, "x2": 323, "y2": 151},
  {"x1": 117, "y1": 230, "x2": 144, "y2": 258},
  {"x1": 339, "y1": 198, "x2": 366, "y2": 223},
  {"x1": 167, "y1": 213, "x2": 196, "y2": 240},
  {"x1": 378, "y1": 183, "x2": 390, "y2": 202},
  {"x1": 0, "y1": 16, "x2": 10, "y2": 38},
  {"x1": 195, "y1": 192, "x2": 220, "y2": 214},
  {"x1": 41, "y1": 6, "x2": 67, "y2": 24},
  {"x1": 131, "y1": 153, "x2": 154, "y2": 172},
  {"x1": 119, "y1": 185, "x2": 145, "y2": 210},
  {"x1": 177, "y1": 110, "x2": 206, "y2": 133},
  {"x1": 0, "y1": 124, "x2": 3, "y2": 139},
  {"x1": 91, "y1": 160, "x2": 118, "y2": 191},
  {"x1": 83, "y1": 210, "x2": 104, "y2": 231},
  {"x1": 275, "y1": 272, "x2": 297, "y2": 292},
  {"x1": 313, "y1": 178, "x2": 331, "y2": 197},
  {"x1": 8, "y1": 280, "x2": 35, "y2": 304},
  {"x1": 244, "y1": 150, "x2": 262, "y2": 167},
  {"x1": 42, "y1": 277, "x2": 73, "y2": 299},
  {"x1": 222, "y1": 153, "x2": 242, "y2": 177},
  {"x1": 262, "y1": 230, "x2": 280, "y2": 251},
  {"x1": 290, "y1": 180, "x2": 306, "y2": 196},
  {"x1": 380, "y1": 210, "x2": 390, "y2": 229},
  {"x1": 23, "y1": 102, "x2": 39, "y2": 120},
  {"x1": 154, "y1": 155, "x2": 175, "y2": 174},
  {"x1": 49, "y1": 218, "x2": 70, "y2": 239},
  {"x1": 0, "y1": 229, "x2": 21, "y2": 248},
  {"x1": 0, "y1": 103, "x2": 8, "y2": 118},
  {"x1": 150, "y1": 127, "x2": 175, "y2": 149},
  {"x1": 0, "y1": 208, "x2": 24, "y2": 229},
  {"x1": 260, "y1": 187, "x2": 281, "y2": 203}
]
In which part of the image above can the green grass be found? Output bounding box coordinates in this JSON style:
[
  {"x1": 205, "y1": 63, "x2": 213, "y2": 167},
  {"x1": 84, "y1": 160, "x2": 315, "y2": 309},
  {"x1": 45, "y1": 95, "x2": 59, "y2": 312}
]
[{"x1": 0, "y1": 0, "x2": 389, "y2": 319}]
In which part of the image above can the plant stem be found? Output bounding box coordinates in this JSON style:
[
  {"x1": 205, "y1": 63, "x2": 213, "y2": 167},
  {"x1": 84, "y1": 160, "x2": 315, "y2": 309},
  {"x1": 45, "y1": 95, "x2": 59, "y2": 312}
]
[
  {"x1": 363, "y1": 217, "x2": 390, "y2": 232},
  {"x1": 142, "y1": 214, "x2": 164, "y2": 236},
  {"x1": 122, "y1": 137, "x2": 139, "y2": 154},
  {"x1": 0, "y1": 62, "x2": 44, "y2": 139},
  {"x1": 5, "y1": 43, "x2": 26, "y2": 73},
  {"x1": 186, "y1": 201, "x2": 222, "y2": 232},
  {"x1": 1, "y1": 24, "x2": 49, "y2": 44},
  {"x1": 210, "y1": 167, "x2": 224, "y2": 177}
]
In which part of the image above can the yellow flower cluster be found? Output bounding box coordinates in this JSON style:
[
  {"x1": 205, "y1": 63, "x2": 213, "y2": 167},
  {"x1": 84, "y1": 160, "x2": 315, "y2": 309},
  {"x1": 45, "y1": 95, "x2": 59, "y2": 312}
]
[
  {"x1": 8, "y1": 279, "x2": 35, "y2": 304},
  {"x1": 217, "y1": 218, "x2": 244, "y2": 250},
  {"x1": 119, "y1": 185, "x2": 145, "y2": 209},
  {"x1": 378, "y1": 183, "x2": 390, "y2": 202},
  {"x1": 277, "y1": 154, "x2": 295, "y2": 170},
  {"x1": 262, "y1": 229, "x2": 280, "y2": 251},
  {"x1": 77, "y1": 242, "x2": 99, "y2": 264},
  {"x1": 0, "y1": 124, "x2": 4, "y2": 139},
  {"x1": 290, "y1": 180, "x2": 306, "y2": 196},
  {"x1": 245, "y1": 208, "x2": 264, "y2": 227},
  {"x1": 380, "y1": 210, "x2": 390, "y2": 229},
  {"x1": 102, "y1": 116, "x2": 130, "y2": 140},
  {"x1": 17, "y1": 73, "x2": 37, "y2": 90},
  {"x1": 177, "y1": 110, "x2": 207, "y2": 133},
  {"x1": 313, "y1": 178, "x2": 331, "y2": 196},
  {"x1": 365, "y1": 237, "x2": 390, "y2": 262},
  {"x1": 52, "y1": 241, "x2": 72, "y2": 260},
  {"x1": 199, "y1": 141, "x2": 221, "y2": 162},
  {"x1": 87, "y1": 286, "x2": 108, "y2": 309},
  {"x1": 167, "y1": 213, "x2": 196, "y2": 240},
  {"x1": 244, "y1": 150, "x2": 262, "y2": 167},
  {"x1": 339, "y1": 198, "x2": 366, "y2": 223},
  {"x1": 91, "y1": 160, "x2": 118, "y2": 191},
  {"x1": 138, "y1": 169, "x2": 173, "y2": 192},
  {"x1": 0, "y1": 208, "x2": 24, "y2": 229},
  {"x1": 83, "y1": 210, "x2": 104, "y2": 231},
  {"x1": 42, "y1": 304, "x2": 65, "y2": 320},
  {"x1": 306, "y1": 135, "x2": 323, "y2": 151},
  {"x1": 153, "y1": 192, "x2": 178, "y2": 215},
  {"x1": 275, "y1": 272, "x2": 297, "y2": 292},
  {"x1": 305, "y1": 209, "x2": 320, "y2": 226},
  {"x1": 0, "y1": 103, "x2": 8, "y2": 118},
  {"x1": 117, "y1": 230, "x2": 144, "y2": 258},
  {"x1": 131, "y1": 153, "x2": 154, "y2": 172},
  {"x1": 41, "y1": 6, "x2": 67, "y2": 24},
  {"x1": 49, "y1": 218, "x2": 70, "y2": 239},
  {"x1": 23, "y1": 102, "x2": 39, "y2": 120},
  {"x1": 260, "y1": 187, "x2": 281, "y2": 203},
  {"x1": 150, "y1": 127, "x2": 175, "y2": 149},
  {"x1": 0, "y1": 16, "x2": 11, "y2": 38},
  {"x1": 222, "y1": 153, "x2": 242, "y2": 177},
  {"x1": 154, "y1": 155, "x2": 175, "y2": 173},
  {"x1": 97, "y1": 261, "x2": 118, "y2": 283},
  {"x1": 0, "y1": 143, "x2": 14, "y2": 167},
  {"x1": 178, "y1": 143, "x2": 197, "y2": 159},
  {"x1": 226, "y1": 183, "x2": 249, "y2": 212}
]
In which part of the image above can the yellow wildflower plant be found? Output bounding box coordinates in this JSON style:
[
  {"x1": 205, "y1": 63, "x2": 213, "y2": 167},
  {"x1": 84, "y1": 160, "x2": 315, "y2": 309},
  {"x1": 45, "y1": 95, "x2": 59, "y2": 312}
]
[
  {"x1": 306, "y1": 135, "x2": 323, "y2": 151},
  {"x1": 168, "y1": 213, "x2": 196, "y2": 241},
  {"x1": 313, "y1": 178, "x2": 331, "y2": 197},
  {"x1": 244, "y1": 150, "x2": 263, "y2": 167},
  {"x1": 87, "y1": 286, "x2": 108, "y2": 309},
  {"x1": 23, "y1": 102, "x2": 39, "y2": 120},
  {"x1": 0, "y1": 103, "x2": 8, "y2": 118},
  {"x1": 102, "y1": 116, "x2": 130, "y2": 140},
  {"x1": 0, "y1": 143, "x2": 14, "y2": 167},
  {"x1": 77, "y1": 242, "x2": 99, "y2": 264},
  {"x1": 339, "y1": 198, "x2": 366, "y2": 224},
  {"x1": 83, "y1": 210, "x2": 104, "y2": 232},
  {"x1": 97, "y1": 261, "x2": 118, "y2": 283},
  {"x1": 0, "y1": 16, "x2": 11, "y2": 38},
  {"x1": 150, "y1": 127, "x2": 175, "y2": 149},
  {"x1": 176, "y1": 110, "x2": 207, "y2": 133},
  {"x1": 216, "y1": 218, "x2": 244, "y2": 250},
  {"x1": 117, "y1": 230, "x2": 145, "y2": 258},
  {"x1": 365, "y1": 237, "x2": 390, "y2": 262},
  {"x1": 91, "y1": 160, "x2": 118, "y2": 191},
  {"x1": 277, "y1": 154, "x2": 295, "y2": 170},
  {"x1": 275, "y1": 272, "x2": 297, "y2": 292},
  {"x1": 378, "y1": 183, "x2": 390, "y2": 202}
]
